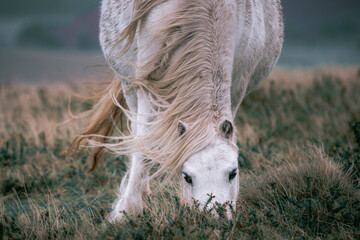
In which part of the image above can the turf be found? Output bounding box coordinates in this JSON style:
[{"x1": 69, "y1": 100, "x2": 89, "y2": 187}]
[{"x1": 1, "y1": 67, "x2": 360, "y2": 239}]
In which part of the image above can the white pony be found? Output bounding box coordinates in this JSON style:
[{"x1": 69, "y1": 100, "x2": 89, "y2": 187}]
[{"x1": 71, "y1": 0, "x2": 283, "y2": 221}]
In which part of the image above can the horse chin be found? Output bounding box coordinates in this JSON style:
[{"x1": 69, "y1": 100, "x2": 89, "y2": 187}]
[{"x1": 181, "y1": 195, "x2": 236, "y2": 219}]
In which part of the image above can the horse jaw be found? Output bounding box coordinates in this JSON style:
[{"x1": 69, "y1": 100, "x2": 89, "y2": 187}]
[{"x1": 181, "y1": 138, "x2": 239, "y2": 217}]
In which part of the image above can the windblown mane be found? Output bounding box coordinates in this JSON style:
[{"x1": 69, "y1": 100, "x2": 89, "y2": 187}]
[{"x1": 71, "y1": 0, "x2": 238, "y2": 177}]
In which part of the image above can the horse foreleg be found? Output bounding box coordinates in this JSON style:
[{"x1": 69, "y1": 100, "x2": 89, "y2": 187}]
[
  {"x1": 109, "y1": 153, "x2": 150, "y2": 221},
  {"x1": 109, "y1": 90, "x2": 151, "y2": 222}
]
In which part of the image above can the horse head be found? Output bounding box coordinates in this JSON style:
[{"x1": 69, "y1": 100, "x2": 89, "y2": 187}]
[{"x1": 178, "y1": 120, "x2": 239, "y2": 216}]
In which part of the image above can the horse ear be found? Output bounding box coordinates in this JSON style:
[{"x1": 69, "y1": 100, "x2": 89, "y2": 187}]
[
  {"x1": 178, "y1": 121, "x2": 188, "y2": 137},
  {"x1": 221, "y1": 120, "x2": 233, "y2": 139}
]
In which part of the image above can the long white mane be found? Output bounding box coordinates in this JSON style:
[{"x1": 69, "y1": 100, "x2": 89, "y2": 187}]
[
  {"x1": 70, "y1": 0, "x2": 283, "y2": 179},
  {"x1": 71, "y1": 0, "x2": 241, "y2": 177}
]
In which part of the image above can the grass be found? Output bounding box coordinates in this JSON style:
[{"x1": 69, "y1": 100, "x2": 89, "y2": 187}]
[{"x1": 1, "y1": 67, "x2": 360, "y2": 239}]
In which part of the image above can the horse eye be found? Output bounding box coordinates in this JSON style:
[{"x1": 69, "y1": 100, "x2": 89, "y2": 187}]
[
  {"x1": 183, "y1": 172, "x2": 192, "y2": 185},
  {"x1": 229, "y1": 169, "x2": 237, "y2": 181},
  {"x1": 221, "y1": 120, "x2": 233, "y2": 139}
]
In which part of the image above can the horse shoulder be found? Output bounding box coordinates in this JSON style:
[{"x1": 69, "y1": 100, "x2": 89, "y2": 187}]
[
  {"x1": 100, "y1": 0, "x2": 136, "y2": 76},
  {"x1": 136, "y1": 0, "x2": 181, "y2": 72}
]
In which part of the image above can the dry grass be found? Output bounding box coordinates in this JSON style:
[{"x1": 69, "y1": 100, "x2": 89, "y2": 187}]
[{"x1": 1, "y1": 66, "x2": 360, "y2": 239}]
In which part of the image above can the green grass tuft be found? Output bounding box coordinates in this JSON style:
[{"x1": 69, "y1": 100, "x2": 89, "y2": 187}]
[{"x1": 1, "y1": 68, "x2": 360, "y2": 239}]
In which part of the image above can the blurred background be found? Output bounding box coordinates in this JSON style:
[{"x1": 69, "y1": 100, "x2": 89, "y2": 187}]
[{"x1": 0, "y1": 0, "x2": 359, "y2": 83}]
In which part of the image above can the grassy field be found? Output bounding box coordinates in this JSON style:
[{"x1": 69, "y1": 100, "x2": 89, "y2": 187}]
[{"x1": 1, "y1": 67, "x2": 360, "y2": 239}]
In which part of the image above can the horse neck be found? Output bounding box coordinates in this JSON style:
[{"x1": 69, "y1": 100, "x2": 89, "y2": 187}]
[
  {"x1": 196, "y1": 1, "x2": 237, "y2": 122},
  {"x1": 136, "y1": 0, "x2": 238, "y2": 122}
]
